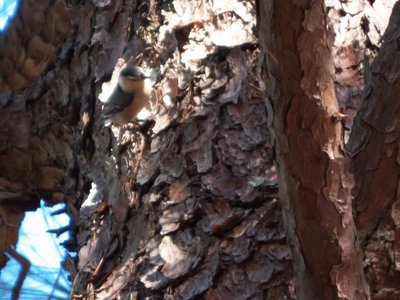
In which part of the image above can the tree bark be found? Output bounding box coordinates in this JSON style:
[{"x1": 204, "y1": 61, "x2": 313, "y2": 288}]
[
  {"x1": 348, "y1": 2, "x2": 400, "y2": 298},
  {"x1": 1, "y1": 0, "x2": 400, "y2": 299},
  {"x1": 258, "y1": 0, "x2": 368, "y2": 299},
  {"x1": 1, "y1": 0, "x2": 294, "y2": 299},
  {"x1": 0, "y1": 0, "x2": 71, "y2": 269}
]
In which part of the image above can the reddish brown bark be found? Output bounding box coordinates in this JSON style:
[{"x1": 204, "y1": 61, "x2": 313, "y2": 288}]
[{"x1": 258, "y1": 0, "x2": 368, "y2": 299}]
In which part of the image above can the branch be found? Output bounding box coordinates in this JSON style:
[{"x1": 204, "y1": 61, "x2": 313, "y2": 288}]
[
  {"x1": 47, "y1": 225, "x2": 71, "y2": 237},
  {"x1": 4, "y1": 245, "x2": 31, "y2": 300}
]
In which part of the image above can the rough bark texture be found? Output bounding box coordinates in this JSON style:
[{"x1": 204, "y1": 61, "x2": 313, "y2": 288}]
[
  {"x1": 258, "y1": 0, "x2": 368, "y2": 299},
  {"x1": 0, "y1": 0, "x2": 71, "y2": 268},
  {"x1": 0, "y1": 0, "x2": 70, "y2": 91},
  {"x1": 1, "y1": 0, "x2": 400, "y2": 299},
  {"x1": 328, "y1": 0, "x2": 397, "y2": 137},
  {"x1": 348, "y1": 2, "x2": 400, "y2": 298},
  {"x1": 0, "y1": 0, "x2": 294, "y2": 299}
]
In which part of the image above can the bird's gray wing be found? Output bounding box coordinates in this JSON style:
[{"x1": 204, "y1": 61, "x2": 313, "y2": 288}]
[{"x1": 101, "y1": 85, "x2": 135, "y2": 117}]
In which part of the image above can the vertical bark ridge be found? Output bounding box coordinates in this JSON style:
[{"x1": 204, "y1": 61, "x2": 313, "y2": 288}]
[
  {"x1": 348, "y1": 2, "x2": 400, "y2": 297},
  {"x1": 259, "y1": 0, "x2": 368, "y2": 299}
]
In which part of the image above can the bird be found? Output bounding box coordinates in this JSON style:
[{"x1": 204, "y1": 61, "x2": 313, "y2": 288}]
[{"x1": 101, "y1": 66, "x2": 151, "y2": 126}]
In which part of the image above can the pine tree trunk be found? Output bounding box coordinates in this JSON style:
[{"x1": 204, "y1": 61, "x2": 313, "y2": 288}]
[
  {"x1": 1, "y1": 0, "x2": 293, "y2": 299},
  {"x1": 258, "y1": 1, "x2": 368, "y2": 299},
  {"x1": 348, "y1": 2, "x2": 400, "y2": 298},
  {"x1": 1, "y1": 0, "x2": 400, "y2": 299}
]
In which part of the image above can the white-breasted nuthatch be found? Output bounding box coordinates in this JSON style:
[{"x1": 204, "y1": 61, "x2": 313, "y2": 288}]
[{"x1": 101, "y1": 66, "x2": 151, "y2": 126}]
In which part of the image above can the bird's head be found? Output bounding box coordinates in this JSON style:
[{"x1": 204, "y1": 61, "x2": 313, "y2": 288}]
[{"x1": 118, "y1": 66, "x2": 149, "y2": 93}]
